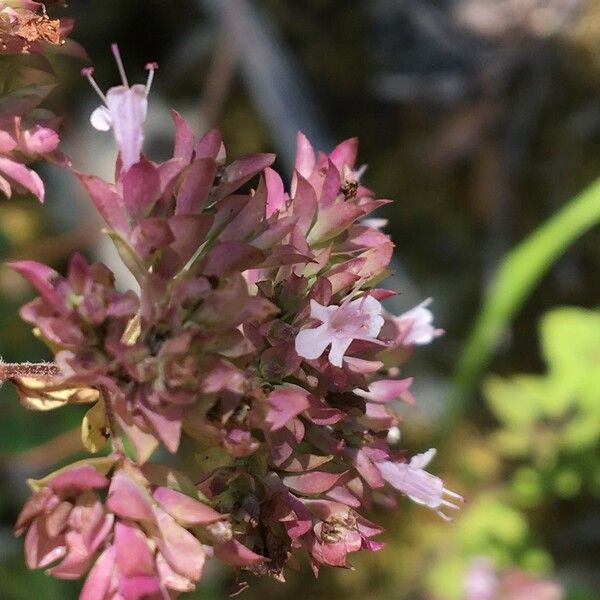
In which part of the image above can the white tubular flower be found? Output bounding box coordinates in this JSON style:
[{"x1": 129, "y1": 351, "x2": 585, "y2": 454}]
[{"x1": 377, "y1": 448, "x2": 463, "y2": 520}]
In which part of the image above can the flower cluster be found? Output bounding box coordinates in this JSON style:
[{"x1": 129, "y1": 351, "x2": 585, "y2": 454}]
[
  {"x1": 11, "y1": 48, "x2": 461, "y2": 596},
  {"x1": 0, "y1": 107, "x2": 66, "y2": 200},
  {"x1": 0, "y1": 0, "x2": 76, "y2": 201},
  {"x1": 14, "y1": 457, "x2": 263, "y2": 598}
]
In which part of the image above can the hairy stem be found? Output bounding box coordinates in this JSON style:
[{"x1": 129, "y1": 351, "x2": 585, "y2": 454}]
[{"x1": 0, "y1": 362, "x2": 60, "y2": 381}]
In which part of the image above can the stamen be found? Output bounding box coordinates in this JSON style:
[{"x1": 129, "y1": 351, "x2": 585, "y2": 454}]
[
  {"x1": 111, "y1": 43, "x2": 129, "y2": 87},
  {"x1": 444, "y1": 489, "x2": 464, "y2": 502},
  {"x1": 144, "y1": 62, "x2": 159, "y2": 98},
  {"x1": 355, "y1": 164, "x2": 367, "y2": 181},
  {"x1": 341, "y1": 277, "x2": 368, "y2": 307},
  {"x1": 81, "y1": 66, "x2": 107, "y2": 103}
]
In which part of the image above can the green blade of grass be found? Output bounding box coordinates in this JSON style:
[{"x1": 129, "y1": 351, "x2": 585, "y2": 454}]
[{"x1": 440, "y1": 176, "x2": 600, "y2": 440}]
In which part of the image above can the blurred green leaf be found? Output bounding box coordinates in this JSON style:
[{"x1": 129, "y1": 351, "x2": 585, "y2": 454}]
[
  {"x1": 0, "y1": 556, "x2": 79, "y2": 600},
  {"x1": 541, "y1": 308, "x2": 600, "y2": 384},
  {"x1": 551, "y1": 468, "x2": 581, "y2": 498},
  {"x1": 484, "y1": 375, "x2": 549, "y2": 426},
  {"x1": 443, "y1": 178, "x2": 600, "y2": 439},
  {"x1": 511, "y1": 467, "x2": 544, "y2": 508},
  {"x1": 426, "y1": 555, "x2": 465, "y2": 600},
  {"x1": 457, "y1": 494, "x2": 529, "y2": 553},
  {"x1": 0, "y1": 386, "x2": 84, "y2": 454},
  {"x1": 521, "y1": 548, "x2": 553, "y2": 574},
  {"x1": 483, "y1": 307, "x2": 600, "y2": 499}
]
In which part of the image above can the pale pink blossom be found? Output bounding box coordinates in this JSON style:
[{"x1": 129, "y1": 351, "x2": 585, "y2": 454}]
[
  {"x1": 464, "y1": 558, "x2": 565, "y2": 600},
  {"x1": 396, "y1": 298, "x2": 443, "y2": 345},
  {"x1": 295, "y1": 296, "x2": 385, "y2": 367},
  {"x1": 82, "y1": 44, "x2": 158, "y2": 171},
  {"x1": 0, "y1": 117, "x2": 62, "y2": 201},
  {"x1": 465, "y1": 558, "x2": 499, "y2": 600},
  {"x1": 376, "y1": 448, "x2": 463, "y2": 520}
]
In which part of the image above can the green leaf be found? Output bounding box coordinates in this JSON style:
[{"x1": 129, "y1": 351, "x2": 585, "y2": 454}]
[
  {"x1": 457, "y1": 494, "x2": 529, "y2": 552},
  {"x1": 541, "y1": 308, "x2": 600, "y2": 381},
  {"x1": 442, "y1": 177, "x2": 600, "y2": 440},
  {"x1": 484, "y1": 375, "x2": 548, "y2": 426}
]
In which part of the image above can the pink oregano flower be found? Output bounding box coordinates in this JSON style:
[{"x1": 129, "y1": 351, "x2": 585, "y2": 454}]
[
  {"x1": 395, "y1": 298, "x2": 444, "y2": 346},
  {"x1": 82, "y1": 43, "x2": 158, "y2": 171},
  {"x1": 376, "y1": 448, "x2": 463, "y2": 520},
  {"x1": 9, "y1": 54, "x2": 464, "y2": 591},
  {"x1": 295, "y1": 295, "x2": 385, "y2": 367}
]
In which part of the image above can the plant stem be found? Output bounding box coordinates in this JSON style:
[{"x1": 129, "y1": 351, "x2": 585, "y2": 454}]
[
  {"x1": 0, "y1": 362, "x2": 60, "y2": 381},
  {"x1": 99, "y1": 386, "x2": 126, "y2": 456}
]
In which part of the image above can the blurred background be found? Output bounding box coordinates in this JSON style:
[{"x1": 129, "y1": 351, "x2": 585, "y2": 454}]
[{"x1": 0, "y1": 1, "x2": 599, "y2": 598}]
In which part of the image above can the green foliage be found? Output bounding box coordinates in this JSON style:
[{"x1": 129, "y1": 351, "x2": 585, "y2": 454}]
[
  {"x1": 484, "y1": 307, "x2": 600, "y2": 500},
  {"x1": 443, "y1": 180, "x2": 600, "y2": 440},
  {"x1": 427, "y1": 307, "x2": 599, "y2": 600}
]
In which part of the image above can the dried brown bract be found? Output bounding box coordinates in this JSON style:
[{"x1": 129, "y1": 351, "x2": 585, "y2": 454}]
[{"x1": 15, "y1": 14, "x2": 62, "y2": 45}]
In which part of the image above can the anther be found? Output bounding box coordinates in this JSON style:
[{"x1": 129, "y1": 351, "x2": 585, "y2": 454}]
[{"x1": 144, "y1": 62, "x2": 159, "y2": 97}]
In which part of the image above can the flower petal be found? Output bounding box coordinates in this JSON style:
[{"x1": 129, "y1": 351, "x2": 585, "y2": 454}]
[
  {"x1": 106, "y1": 470, "x2": 154, "y2": 522},
  {"x1": 0, "y1": 156, "x2": 44, "y2": 201},
  {"x1": 295, "y1": 324, "x2": 331, "y2": 361},
  {"x1": 90, "y1": 106, "x2": 112, "y2": 131},
  {"x1": 115, "y1": 521, "x2": 155, "y2": 577},
  {"x1": 214, "y1": 539, "x2": 266, "y2": 568},
  {"x1": 153, "y1": 506, "x2": 205, "y2": 582},
  {"x1": 105, "y1": 85, "x2": 148, "y2": 171},
  {"x1": 80, "y1": 547, "x2": 116, "y2": 600},
  {"x1": 309, "y1": 299, "x2": 336, "y2": 323},
  {"x1": 328, "y1": 336, "x2": 353, "y2": 367},
  {"x1": 265, "y1": 386, "x2": 311, "y2": 431},
  {"x1": 153, "y1": 487, "x2": 223, "y2": 526}
]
